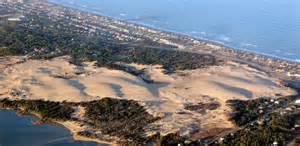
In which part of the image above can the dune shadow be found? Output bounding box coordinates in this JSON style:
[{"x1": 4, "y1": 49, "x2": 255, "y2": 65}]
[
  {"x1": 118, "y1": 77, "x2": 169, "y2": 97},
  {"x1": 0, "y1": 74, "x2": 5, "y2": 80},
  {"x1": 37, "y1": 67, "x2": 53, "y2": 74},
  {"x1": 67, "y1": 79, "x2": 89, "y2": 96},
  {"x1": 254, "y1": 75, "x2": 278, "y2": 87},
  {"x1": 21, "y1": 77, "x2": 42, "y2": 85},
  {"x1": 106, "y1": 83, "x2": 124, "y2": 97},
  {"x1": 221, "y1": 74, "x2": 253, "y2": 84},
  {"x1": 212, "y1": 81, "x2": 253, "y2": 98}
]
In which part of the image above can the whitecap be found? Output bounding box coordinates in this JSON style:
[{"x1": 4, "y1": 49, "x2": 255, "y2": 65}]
[
  {"x1": 217, "y1": 35, "x2": 231, "y2": 42},
  {"x1": 189, "y1": 31, "x2": 207, "y2": 36},
  {"x1": 120, "y1": 13, "x2": 127, "y2": 17},
  {"x1": 283, "y1": 52, "x2": 295, "y2": 56},
  {"x1": 189, "y1": 31, "x2": 199, "y2": 34},
  {"x1": 200, "y1": 31, "x2": 207, "y2": 36},
  {"x1": 241, "y1": 43, "x2": 257, "y2": 48},
  {"x1": 274, "y1": 49, "x2": 281, "y2": 53}
]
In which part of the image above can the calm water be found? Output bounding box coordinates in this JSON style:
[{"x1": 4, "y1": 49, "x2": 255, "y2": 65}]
[
  {"x1": 0, "y1": 110, "x2": 106, "y2": 146},
  {"x1": 49, "y1": 0, "x2": 300, "y2": 62}
]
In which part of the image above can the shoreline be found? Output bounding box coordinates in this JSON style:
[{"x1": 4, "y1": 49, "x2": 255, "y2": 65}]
[
  {"x1": 1, "y1": 1, "x2": 300, "y2": 145},
  {"x1": 41, "y1": 0, "x2": 300, "y2": 79},
  {"x1": 0, "y1": 108, "x2": 114, "y2": 145},
  {"x1": 48, "y1": 0, "x2": 300, "y2": 64},
  {"x1": 0, "y1": 82, "x2": 299, "y2": 145},
  {"x1": 57, "y1": 121, "x2": 115, "y2": 146}
]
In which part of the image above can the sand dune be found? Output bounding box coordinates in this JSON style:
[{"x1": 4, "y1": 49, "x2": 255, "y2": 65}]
[{"x1": 0, "y1": 56, "x2": 296, "y2": 137}]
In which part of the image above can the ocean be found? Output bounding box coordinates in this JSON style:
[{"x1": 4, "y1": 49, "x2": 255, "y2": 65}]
[
  {"x1": 49, "y1": 0, "x2": 300, "y2": 62},
  {"x1": 1, "y1": 0, "x2": 300, "y2": 145}
]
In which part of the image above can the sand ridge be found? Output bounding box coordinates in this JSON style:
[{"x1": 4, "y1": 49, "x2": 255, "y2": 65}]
[{"x1": 0, "y1": 56, "x2": 296, "y2": 137}]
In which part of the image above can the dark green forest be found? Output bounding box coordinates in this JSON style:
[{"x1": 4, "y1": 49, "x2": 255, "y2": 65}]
[{"x1": 0, "y1": 14, "x2": 217, "y2": 74}]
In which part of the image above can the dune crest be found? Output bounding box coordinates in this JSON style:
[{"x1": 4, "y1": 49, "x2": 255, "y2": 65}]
[{"x1": 0, "y1": 56, "x2": 296, "y2": 136}]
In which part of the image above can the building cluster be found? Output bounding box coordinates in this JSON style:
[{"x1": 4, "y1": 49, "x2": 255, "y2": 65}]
[
  {"x1": 1, "y1": 0, "x2": 300, "y2": 79},
  {"x1": 0, "y1": 7, "x2": 23, "y2": 27}
]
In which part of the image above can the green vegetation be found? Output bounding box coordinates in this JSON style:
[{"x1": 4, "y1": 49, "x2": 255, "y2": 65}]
[
  {"x1": 219, "y1": 113, "x2": 295, "y2": 145},
  {"x1": 3, "y1": 96, "x2": 297, "y2": 146},
  {"x1": 226, "y1": 96, "x2": 297, "y2": 126},
  {"x1": 0, "y1": 13, "x2": 217, "y2": 73},
  {"x1": 0, "y1": 98, "x2": 74, "y2": 121},
  {"x1": 0, "y1": 47, "x2": 14, "y2": 56},
  {"x1": 226, "y1": 99, "x2": 265, "y2": 126},
  {"x1": 221, "y1": 95, "x2": 299, "y2": 145},
  {"x1": 82, "y1": 98, "x2": 159, "y2": 143},
  {"x1": 150, "y1": 132, "x2": 188, "y2": 146},
  {"x1": 77, "y1": 131, "x2": 98, "y2": 139},
  {"x1": 0, "y1": 98, "x2": 160, "y2": 144},
  {"x1": 92, "y1": 46, "x2": 216, "y2": 73},
  {"x1": 184, "y1": 102, "x2": 220, "y2": 114},
  {"x1": 2, "y1": 6, "x2": 299, "y2": 146}
]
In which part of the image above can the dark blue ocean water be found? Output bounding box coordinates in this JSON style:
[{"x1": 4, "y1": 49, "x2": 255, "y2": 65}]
[
  {"x1": 49, "y1": 0, "x2": 300, "y2": 62},
  {"x1": 0, "y1": 110, "x2": 106, "y2": 146}
]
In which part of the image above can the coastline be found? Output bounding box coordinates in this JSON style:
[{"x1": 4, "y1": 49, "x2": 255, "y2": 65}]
[
  {"x1": 42, "y1": 0, "x2": 300, "y2": 79},
  {"x1": 1, "y1": 1, "x2": 300, "y2": 145},
  {"x1": 48, "y1": 0, "x2": 300, "y2": 64},
  {"x1": 0, "y1": 108, "x2": 113, "y2": 145},
  {"x1": 57, "y1": 121, "x2": 115, "y2": 146}
]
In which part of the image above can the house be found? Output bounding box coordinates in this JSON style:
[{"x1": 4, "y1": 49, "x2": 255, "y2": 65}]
[
  {"x1": 285, "y1": 107, "x2": 293, "y2": 112},
  {"x1": 295, "y1": 99, "x2": 300, "y2": 106},
  {"x1": 272, "y1": 141, "x2": 278, "y2": 146}
]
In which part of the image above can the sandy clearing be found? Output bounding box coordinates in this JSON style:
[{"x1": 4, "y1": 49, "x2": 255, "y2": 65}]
[
  {"x1": 58, "y1": 121, "x2": 117, "y2": 145},
  {"x1": 0, "y1": 56, "x2": 296, "y2": 137}
]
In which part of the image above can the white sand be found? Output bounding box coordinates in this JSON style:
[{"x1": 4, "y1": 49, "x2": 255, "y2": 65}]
[{"x1": 0, "y1": 56, "x2": 296, "y2": 138}]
